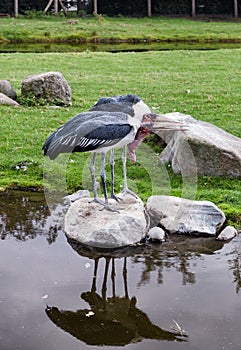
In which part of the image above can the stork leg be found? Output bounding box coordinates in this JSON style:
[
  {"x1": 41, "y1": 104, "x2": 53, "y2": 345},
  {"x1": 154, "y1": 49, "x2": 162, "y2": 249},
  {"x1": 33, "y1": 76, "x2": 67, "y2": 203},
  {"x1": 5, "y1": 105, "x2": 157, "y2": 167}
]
[
  {"x1": 91, "y1": 258, "x2": 99, "y2": 293},
  {"x1": 100, "y1": 152, "x2": 108, "y2": 205},
  {"x1": 111, "y1": 258, "x2": 116, "y2": 298},
  {"x1": 123, "y1": 257, "x2": 129, "y2": 299},
  {"x1": 121, "y1": 146, "x2": 138, "y2": 199},
  {"x1": 110, "y1": 149, "x2": 121, "y2": 202},
  {"x1": 101, "y1": 257, "x2": 110, "y2": 306},
  {"x1": 100, "y1": 152, "x2": 120, "y2": 212},
  {"x1": 89, "y1": 153, "x2": 103, "y2": 205}
]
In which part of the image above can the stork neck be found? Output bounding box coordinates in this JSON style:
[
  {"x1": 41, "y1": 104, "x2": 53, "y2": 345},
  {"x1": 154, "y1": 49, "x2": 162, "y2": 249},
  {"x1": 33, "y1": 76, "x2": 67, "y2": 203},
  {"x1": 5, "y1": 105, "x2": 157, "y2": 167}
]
[{"x1": 127, "y1": 127, "x2": 150, "y2": 163}]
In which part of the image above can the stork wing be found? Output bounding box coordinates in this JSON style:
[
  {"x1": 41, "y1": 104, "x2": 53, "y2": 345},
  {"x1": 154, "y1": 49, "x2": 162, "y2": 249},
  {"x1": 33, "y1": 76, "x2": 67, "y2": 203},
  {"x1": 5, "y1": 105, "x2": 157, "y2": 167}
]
[
  {"x1": 72, "y1": 123, "x2": 132, "y2": 152},
  {"x1": 43, "y1": 112, "x2": 137, "y2": 160}
]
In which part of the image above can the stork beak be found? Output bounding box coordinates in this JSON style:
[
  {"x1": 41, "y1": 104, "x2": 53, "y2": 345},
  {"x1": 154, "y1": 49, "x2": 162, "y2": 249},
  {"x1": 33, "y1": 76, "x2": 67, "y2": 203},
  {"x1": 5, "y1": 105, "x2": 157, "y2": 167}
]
[
  {"x1": 142, "y1": 113, "x2": 188, "y2": 132},
  {"x1": 148, "y1": 123, "x2": 189, "y2": 131},
  {"x1": 143, "y1": 121, "x2": 188, "y2": 132}
]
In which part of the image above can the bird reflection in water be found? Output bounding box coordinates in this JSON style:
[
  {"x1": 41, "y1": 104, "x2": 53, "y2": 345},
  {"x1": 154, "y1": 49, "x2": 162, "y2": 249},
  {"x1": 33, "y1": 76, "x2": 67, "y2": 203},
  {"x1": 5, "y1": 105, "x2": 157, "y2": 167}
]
[{"x1": 46, "y1": 256, "x2": 188, "y2": 346}]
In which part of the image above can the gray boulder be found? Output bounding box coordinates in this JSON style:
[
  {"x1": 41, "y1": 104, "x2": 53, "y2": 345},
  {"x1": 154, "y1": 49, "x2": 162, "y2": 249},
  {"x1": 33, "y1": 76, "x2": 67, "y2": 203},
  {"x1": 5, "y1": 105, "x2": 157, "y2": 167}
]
[
  {"x1": 63, "y1": 189, "x2": 91, "y2": 203},
  {"x1": 64, "y1": 193, "x2": 147, "y2": 249},
  {"x1": 146, "y1": 195, "x2": 226, "y2": 236},
  {"x1": 155, "y1": 112, "x2": 241, "y2": 177},
  {"x1": 216, "y1": 225, "x2": 237, "y2": 241},
  {"x1": 21, "y1": 71, "x2": 72, "y2": 105},
  {"x1": 0, "y1": 80, "x2": 17, "y2": 100},
  {"x1": 0, "y1": 92, "x2": 19, "y2": 106}
]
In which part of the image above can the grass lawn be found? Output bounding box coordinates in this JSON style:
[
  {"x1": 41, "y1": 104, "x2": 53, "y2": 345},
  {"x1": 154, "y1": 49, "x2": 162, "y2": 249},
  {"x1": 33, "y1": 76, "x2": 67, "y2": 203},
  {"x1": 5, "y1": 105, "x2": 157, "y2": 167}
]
[
  {"x1": 1, "y1": 16, "x2": 241, "y2": 44},
  {"x1": 0, "y1": 19, "x2": 241, "y2": 226}
]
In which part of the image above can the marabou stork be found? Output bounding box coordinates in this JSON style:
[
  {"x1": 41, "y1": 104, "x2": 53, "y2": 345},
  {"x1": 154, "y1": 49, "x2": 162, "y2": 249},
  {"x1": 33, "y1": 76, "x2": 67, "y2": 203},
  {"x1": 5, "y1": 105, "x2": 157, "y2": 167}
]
[
  {"x1": 43, "y1": 94, "x2": 186, "y2": 211},
  {"x1": 89, "y1": 94, "x2": 151, "y2": 200},
  {"x1": 43, "y1": 109, "x2": 151, "y2": 211}
]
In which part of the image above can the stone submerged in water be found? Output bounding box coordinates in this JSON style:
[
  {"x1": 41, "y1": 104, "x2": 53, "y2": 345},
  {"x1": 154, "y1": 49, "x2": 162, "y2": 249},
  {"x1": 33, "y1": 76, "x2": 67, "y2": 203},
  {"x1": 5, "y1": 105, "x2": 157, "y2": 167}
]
[
  {"x1": 64, "y1": 191, "x2": 233, "y2": 249},
  {"x1": 147, "y1": 227, "x2": 166, "y2": 242},
  {"x1": 146, "y1": 195, "x2": 226, "y2": 236},
  {"x1": 64, "y1": 193, "x2": 147, "y2": 249}
]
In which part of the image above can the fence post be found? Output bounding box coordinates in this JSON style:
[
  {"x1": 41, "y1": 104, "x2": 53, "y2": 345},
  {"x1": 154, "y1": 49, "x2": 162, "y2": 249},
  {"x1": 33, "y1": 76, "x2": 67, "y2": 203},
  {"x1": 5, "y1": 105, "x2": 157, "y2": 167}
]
[
  {"x1": 147, "y1": 0, "x2": 151, "y2": 17},
  {"x1": 14, "y1": 0, "x2": 18, "y2": 17},
  {"x1": 234, "y1": 0, "x2": 238, "y2": 18},
  {"x1": 191, "y1": 0, "x2": 196, "y2": 16},
  {"x1": 93, "y1": 0, "x2": 98, "y2": 14}
]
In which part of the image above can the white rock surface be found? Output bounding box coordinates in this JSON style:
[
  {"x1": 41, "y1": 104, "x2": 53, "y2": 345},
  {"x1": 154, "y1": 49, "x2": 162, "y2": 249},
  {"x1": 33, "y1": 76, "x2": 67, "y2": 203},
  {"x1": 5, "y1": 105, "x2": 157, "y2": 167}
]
[
  {"x1": 155, "y1": 112, "x2": 241, "y2": 177},
  {"x1": 147, "y1": 227, "x2": 166, "y2": 242},
  {"x1": 64, "y1": 193, "x2": 147, "y2": 248},
  {"x1": 146, "y1": 195, "x2": 226, "y2": 236},
  {"x1": 216, "y1": 225, "x2": 237, "y2": 241},
  {"x1": 0, "y1": 92, "x2": 19, "y2": 106}
]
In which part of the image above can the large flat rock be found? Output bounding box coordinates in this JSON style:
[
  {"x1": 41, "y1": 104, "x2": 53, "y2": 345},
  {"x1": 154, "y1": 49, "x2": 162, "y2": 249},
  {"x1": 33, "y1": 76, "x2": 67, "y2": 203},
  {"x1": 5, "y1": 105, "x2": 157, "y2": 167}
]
[
  {"x1": 0, "y1": 92, "x2": 19, "y2": 106},
  {"x1": 64, "y1": 193, "x2": 147, "y2": 249},
  {"x1": 155, "y1": 112, "x2": 241, "y2": 177},
  {"x1": 146, "y1": 195, "x2": 226, "y2": 236}
]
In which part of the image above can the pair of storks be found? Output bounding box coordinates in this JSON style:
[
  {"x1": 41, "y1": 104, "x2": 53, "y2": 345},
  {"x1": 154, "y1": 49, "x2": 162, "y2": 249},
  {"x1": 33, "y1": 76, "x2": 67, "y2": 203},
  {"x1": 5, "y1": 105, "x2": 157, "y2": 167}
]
[{"x1": 43, "y1": 94, "x2": 182, "y2": 211}]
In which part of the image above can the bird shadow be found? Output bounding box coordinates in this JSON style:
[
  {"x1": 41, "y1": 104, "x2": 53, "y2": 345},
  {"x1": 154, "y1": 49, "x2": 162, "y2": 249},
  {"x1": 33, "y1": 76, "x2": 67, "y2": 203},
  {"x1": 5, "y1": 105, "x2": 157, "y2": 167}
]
[{"x1": 45, "y1": 252, "x2": 188, "y2": 346}]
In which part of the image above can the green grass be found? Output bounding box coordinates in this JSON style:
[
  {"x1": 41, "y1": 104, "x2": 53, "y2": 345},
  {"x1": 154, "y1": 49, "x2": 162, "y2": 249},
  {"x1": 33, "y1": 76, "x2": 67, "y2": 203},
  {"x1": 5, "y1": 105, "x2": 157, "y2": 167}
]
[
  {"x1": 0, "y1": 49, "x2": 241, "y2": 226},
  {"x1": 1, "y1": 16, "x2": 241, "y2": 44}
]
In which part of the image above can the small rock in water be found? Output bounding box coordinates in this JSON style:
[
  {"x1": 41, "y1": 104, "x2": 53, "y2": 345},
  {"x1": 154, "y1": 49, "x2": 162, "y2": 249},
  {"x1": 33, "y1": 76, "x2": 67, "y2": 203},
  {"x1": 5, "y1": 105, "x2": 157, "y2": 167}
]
[
  {"x1": 147, "y1": 227, "x2": 166, "y2": 243},
  {"x1": 216, "y1": 226, "x2": 237, "y2": 241},
  {"x1": 146, "y1": 195, "x2": 226, "y2": 236}
]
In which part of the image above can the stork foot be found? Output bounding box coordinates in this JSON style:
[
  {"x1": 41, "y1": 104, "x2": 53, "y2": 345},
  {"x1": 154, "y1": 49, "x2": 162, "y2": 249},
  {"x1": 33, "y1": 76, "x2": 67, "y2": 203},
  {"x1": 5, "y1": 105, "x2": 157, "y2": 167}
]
[
  {"x1": 110, "y1": 192, "x2": 122, "y2": 202},
  {"x1": 99, "y1": 204, "x2": 122, "y2": 213},
  {"x1": 89, "y1": 198, "x2": 105, "y2": 205},
  {"x1": 89, "y1": 197, "x2": 122, "y2": 212},
  {"x1": 121, "y1": 188, "x2": 139, "y2": 199}
]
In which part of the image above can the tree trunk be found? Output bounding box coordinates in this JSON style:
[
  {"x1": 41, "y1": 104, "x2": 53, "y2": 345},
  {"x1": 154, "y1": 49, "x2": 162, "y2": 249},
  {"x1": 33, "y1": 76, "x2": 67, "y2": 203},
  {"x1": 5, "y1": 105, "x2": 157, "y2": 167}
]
[
  {"x1": 234, "y1": 0, "x2": 238, "y2": 18},
  {"x1": 147, "y1": 0, "x2": 151, "y2": 17}
]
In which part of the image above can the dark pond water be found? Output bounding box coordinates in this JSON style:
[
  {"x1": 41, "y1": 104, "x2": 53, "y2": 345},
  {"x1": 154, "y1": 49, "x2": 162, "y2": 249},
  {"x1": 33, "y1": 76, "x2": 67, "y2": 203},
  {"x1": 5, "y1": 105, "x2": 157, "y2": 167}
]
[
  {"x1": 1, "y1": 190, "x2": 241, "y2": 350},
  {"x1": 1, "y1": 41, "x2": 241, "y2": 53}
]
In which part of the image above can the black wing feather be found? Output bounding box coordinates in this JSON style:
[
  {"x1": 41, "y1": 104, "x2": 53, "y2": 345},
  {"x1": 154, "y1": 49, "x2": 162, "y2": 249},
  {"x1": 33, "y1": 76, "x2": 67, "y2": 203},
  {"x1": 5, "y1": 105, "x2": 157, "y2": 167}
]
[
  {"x1": 43, "y1": 111, "x2": 133, "y2": 160},
  {"x1": 72, "y1": 124, "x2": 132, "y2": 152}
]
